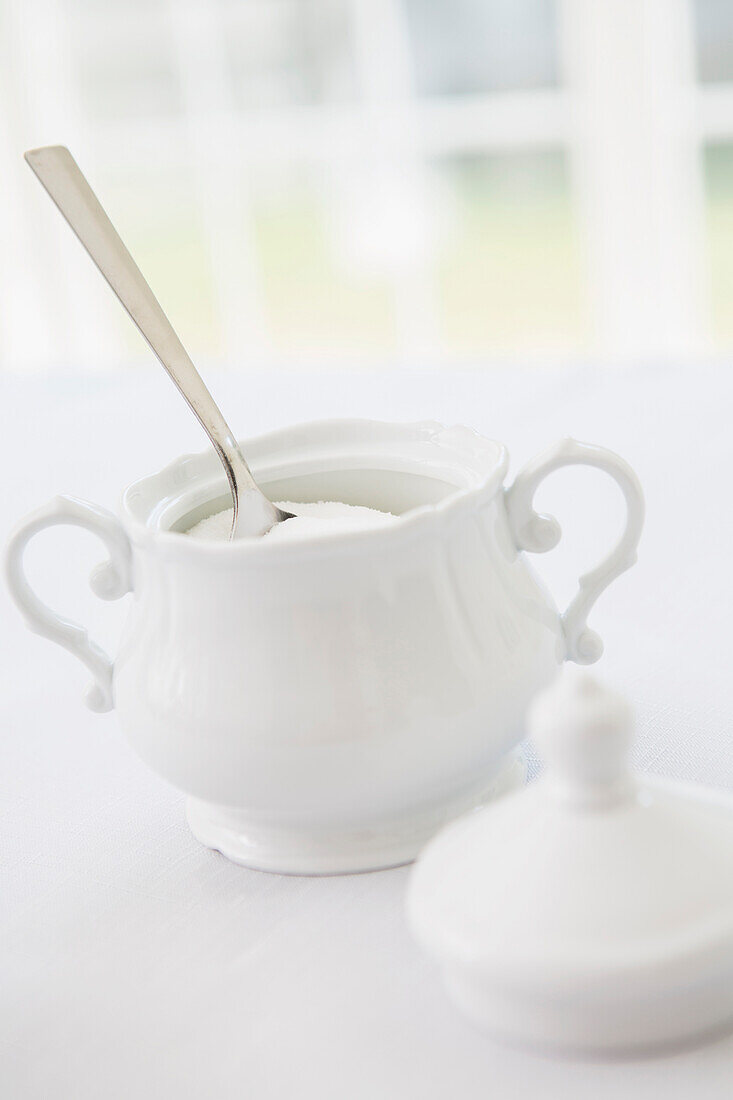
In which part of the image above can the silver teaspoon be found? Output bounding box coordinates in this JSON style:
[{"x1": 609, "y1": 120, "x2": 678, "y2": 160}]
[{"x1": 24, "y1": 145, "x2": 292, "y2": 539}]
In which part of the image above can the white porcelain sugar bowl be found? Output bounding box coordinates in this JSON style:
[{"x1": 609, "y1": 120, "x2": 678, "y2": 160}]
[
  {"x1": 408, "y1": 669, "x2": 733, "y2": 1056},
  {"x1": 5, "y1": 420, "x2": 643, "y2": 875}
]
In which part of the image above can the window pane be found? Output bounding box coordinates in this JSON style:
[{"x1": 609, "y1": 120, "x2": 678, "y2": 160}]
[
  {"x1": 224, "y1": 0, "x2": 356, "y2": 109},
  {"x1": 404, "y1": 0, "x2": 559, "y2": 96},
  {"x1": 704, "y1": 143, "x2": 733, "y2": 345},
  {"x1": 69, "y1": 3, "x2": 181, "y2": 122},
  {"x1": 693, "y1": 0, "x2": 733, "y2": 84},
  {"x1": 251, "y1": 169, "x2": 396, "y2": 358},
  {"x1": 433, "y1": 151, "x2": 583, "y2": 354},
  {"x1": 78, "y1": 47, "x2": 182, "y2": 123}
]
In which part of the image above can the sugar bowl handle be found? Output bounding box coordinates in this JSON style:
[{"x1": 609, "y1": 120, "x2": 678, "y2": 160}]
[
  {"x1": 504, "y1": 439, "x2": 644, "y2": 664},
  {"x1": 4, "y1": 496, "x2": 132, "y2": 712}
]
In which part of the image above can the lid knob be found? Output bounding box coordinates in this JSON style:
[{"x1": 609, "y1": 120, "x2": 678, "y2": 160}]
[{"x1": 528, "y1": 667, "x2": 635, "y2": 808}]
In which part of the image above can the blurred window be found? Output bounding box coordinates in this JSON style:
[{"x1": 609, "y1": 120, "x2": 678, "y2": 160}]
[
  {"x1": 695, "y1": 3, "x2": 733, "y2": 352},
  {"x1": 703, "y1": 144, "x2": 733, "y2": 343},
  {"x1": 433, "y1": 152, "x2": 581, "y2": 354},
  {"x1": 404, "y1": 0, "x2": 559, "y2": 95},
  {"x1": 694, "y1": 0, "x2": 733, "y2": 83},
  {"x1": 4, "y1": 0, "x2": 733, "y2": 369},
  {"x1": 224, "y1": 1, "x2": 357, "y2": 108}
]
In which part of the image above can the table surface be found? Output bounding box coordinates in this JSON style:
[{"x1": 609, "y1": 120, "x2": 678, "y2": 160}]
[{"x1": 2, "y1": 363, "x2": 733, "y2": 1099}]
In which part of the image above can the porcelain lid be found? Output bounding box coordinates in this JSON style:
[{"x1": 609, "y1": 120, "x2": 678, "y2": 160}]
[{"x1": 408, "y1": 669, "x2": 733, "y2": 989}]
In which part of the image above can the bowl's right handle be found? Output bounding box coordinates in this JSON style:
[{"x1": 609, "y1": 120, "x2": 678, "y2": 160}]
[
  {"x1": 504, "y1": 438, "x2": 644, "y2": 665},
  {"x1": 4, "y1": 495, "x2": 132, "y2": 712}
]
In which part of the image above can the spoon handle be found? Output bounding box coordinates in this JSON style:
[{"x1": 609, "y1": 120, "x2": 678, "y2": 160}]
[{"x1": 24, "y1": 145, "x2": 278, "y2": 537}]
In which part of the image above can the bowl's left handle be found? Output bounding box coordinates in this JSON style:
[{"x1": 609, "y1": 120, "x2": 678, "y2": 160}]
[
  {"x1": 5, "y1": 495, "x2": 132, "y2": 712},
  {"x1": 504, "y1": 438, "x2": 644, "y2": 665}
]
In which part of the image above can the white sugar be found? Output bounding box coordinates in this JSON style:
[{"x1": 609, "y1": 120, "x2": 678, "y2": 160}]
[{"x1": 186, "y1": 500, "x2": 396, "y2": 542}]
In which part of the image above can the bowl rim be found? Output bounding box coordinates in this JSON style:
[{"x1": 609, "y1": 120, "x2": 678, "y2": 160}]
[{"x1": 120, "y1": 417, "x2": 510, "y2": 559}]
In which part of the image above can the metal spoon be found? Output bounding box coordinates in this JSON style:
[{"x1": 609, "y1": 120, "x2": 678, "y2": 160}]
[{"x1": 24, "y1": 145, "x2": 292, "y2": 539}]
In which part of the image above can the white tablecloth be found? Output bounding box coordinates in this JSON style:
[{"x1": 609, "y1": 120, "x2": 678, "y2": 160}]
[{"x1": 2, "y1": 363, "x2": 733, "y2": 1099}]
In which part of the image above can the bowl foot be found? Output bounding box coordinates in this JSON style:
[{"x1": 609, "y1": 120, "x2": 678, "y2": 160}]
[{"x1": 185, "y1": 748, "x2": 527, "y2": 876}]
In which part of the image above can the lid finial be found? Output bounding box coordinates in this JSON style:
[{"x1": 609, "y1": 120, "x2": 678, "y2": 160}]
[{"x1": 528, "y1": 667, "x2": 635, "y2": 808}]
